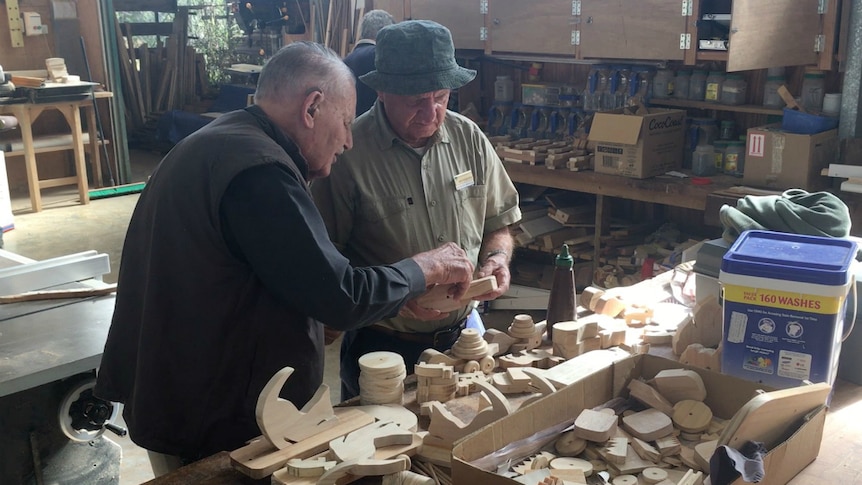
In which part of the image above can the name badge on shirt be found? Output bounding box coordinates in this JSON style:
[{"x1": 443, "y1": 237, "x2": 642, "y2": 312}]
[{"x1": 454, "y1": 170, "x2": 475, "y2": 190}]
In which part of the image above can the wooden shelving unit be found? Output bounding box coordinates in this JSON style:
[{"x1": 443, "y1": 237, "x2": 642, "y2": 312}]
[{"x1": 649, "y1": 98, "x2": 784, "y2": 116}]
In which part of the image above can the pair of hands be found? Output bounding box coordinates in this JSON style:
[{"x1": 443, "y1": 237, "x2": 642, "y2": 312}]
[
  {"x1": 322, "y1": 243, "x2": 510, "y2": 345},
  {"x1": 398, "y1": 248, "x2": 511, "y2": 321}
]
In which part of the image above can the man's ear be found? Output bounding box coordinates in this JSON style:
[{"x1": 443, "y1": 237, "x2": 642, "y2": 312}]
[{"x1": 302, "y1": 89, "x2": 324, "y2": 126}]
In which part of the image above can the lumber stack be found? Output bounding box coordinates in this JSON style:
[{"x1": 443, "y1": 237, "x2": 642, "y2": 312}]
[{"x1": 114, "y1": 7, "x2": 206, "y2": 130}]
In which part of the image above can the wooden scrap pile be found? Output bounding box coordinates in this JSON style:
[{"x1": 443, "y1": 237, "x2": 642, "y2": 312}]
[
  {"x1": 491, "y1": 136, "x2": 593, "y2": 171},
  {"x1": 114, "y1": 8, "x2": 206, "y2": 131}
]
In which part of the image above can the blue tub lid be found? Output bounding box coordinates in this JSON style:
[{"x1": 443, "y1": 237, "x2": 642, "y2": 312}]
[{"x1": 721, "y1": 230, "x2": 856, "y2": 286}]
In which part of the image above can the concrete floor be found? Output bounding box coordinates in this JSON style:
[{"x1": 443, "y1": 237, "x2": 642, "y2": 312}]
[{"x1": 3, "y1": 149, "x2": 526, "y2": 484}]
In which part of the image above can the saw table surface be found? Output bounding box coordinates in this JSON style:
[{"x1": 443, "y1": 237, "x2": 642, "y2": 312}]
[{"x1": 0, "y1": 249, "x2": 115, "y2": 397}]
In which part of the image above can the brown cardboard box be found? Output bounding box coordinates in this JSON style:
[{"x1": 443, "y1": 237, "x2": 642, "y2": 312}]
[
  {"x1": 451, "y1": 353, "x2": 828, "y2": 485},
  {"x1": 588, "y1": 109, "x2": 685, "y2": 179},
  {"x1": 744, "y1": 125, "x2": 838, "y2": 190}
]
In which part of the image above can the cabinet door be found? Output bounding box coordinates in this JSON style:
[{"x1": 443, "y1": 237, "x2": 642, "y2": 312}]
[
  {"x1": 488, "y1": 0, "x2": 576, "y2": 56},
  {"x1": 726, "y1": 0, "x2": 820, "y2": 71},
  {"x1": 411, "y1": 0, "x2": 485, "y2": 50},
  {"x1": 579, "y1": 0, "x2": 686, "y2": 60}
]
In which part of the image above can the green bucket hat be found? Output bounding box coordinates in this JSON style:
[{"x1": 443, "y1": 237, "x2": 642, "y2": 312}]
[{"x1": 359, "y1": 20, "x2": 477, "y2": 96}]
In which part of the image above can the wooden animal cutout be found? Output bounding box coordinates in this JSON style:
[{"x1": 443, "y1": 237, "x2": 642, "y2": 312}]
[
  {"x1": 256, "y1": 367, "x2": 339, "y2": 449},
  {"x1": 329, "y1": 421, "x2": 415, "y2": 462},
  {"x1": 424, "y1": 379, "x2": 513, "y2": 448}
]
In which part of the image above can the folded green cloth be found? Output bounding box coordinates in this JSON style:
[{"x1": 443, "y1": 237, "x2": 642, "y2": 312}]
[{"x1": 720, "y1": 189, "x2": 851, "y2": 243}]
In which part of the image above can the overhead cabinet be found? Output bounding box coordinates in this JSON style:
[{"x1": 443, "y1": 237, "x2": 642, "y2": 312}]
[
  {"x1": 403, "y1": 0, "x2": 837, "y2": 71},
  {"x1": 690, "y1": 0, "x2": 824, "y2": 71},
  {"x1": 577, "y1": 0, "x2": 687, "y2": 61},
  {"x1": 411, "y1": 0, "x2": 485, "y2": 50},
  {"x1": 487, "y1": 0, "x2": 576, "y2": 56}
]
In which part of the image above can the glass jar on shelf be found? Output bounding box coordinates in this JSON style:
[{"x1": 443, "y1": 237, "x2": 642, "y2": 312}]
[
  {"x1": 674, "y1": 70, "x2": 691, "y2": 100},
  {"x1": 652, "y1": 69, "x2": 674, "y2": 99},
  {"x1": 494, "y1": 75, "x2": 514, "y2": 103},
  {"x1": 763, "y1": 75, "x2": 785, "y2": 108},
  {"x1": 801, "y1": 69, "x2": 826, "y2": 112},
  {"x1": 704, "y1": 71, "x2": 725, "y2": 103},
  {"x1": 688, "y1": 70, "x2": 707, "y2": 101},
  {"x1": 692, "y1": 144, "x2": 717, "y2": 176},
  {"x1": 719, "y1": 73, "x2": 747, "y2": 105}
]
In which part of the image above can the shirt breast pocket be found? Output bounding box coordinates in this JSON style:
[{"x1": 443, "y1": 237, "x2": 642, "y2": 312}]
[
  {"x1": 358, "y1": 196, "x2": 411, "y2": 223},
  {"x1": 456, "y1": 185, "x2": 487, "y2": 251}
]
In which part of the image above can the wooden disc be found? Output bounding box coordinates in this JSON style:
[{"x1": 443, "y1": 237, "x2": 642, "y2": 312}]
[
  {"x1": 359, "y1": 351, "x2": 405, "y2": 373},
  {"x1": 641, "y1": 467, "x2": 668, "y2": 484},
  {"x1": 549, "y1": 457, "x2": 592, "y2": 476},
  {"x1": 554, "y1": 431, "x2": 587, "y2": 456},
  {"x1": 672, "y1": 399, "x2": 713, "y2": 433},
  {"x1": 612, "y1": 475, "x2": 637, "y2": 485}
]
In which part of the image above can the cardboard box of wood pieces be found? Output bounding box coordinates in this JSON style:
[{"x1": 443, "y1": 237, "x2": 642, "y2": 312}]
[{"x1": 452, "y1": 354, "x2": 828, "y2": 485}]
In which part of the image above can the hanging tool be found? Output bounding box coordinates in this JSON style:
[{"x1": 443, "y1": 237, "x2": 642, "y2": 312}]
[{"x1": 79, "y1": 37, "x2": 116, "y2": 187}]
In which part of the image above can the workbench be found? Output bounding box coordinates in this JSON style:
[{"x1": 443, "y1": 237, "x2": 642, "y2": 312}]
[{"x1": 0, "y1": 90, "x2": 113, "y2": 212}]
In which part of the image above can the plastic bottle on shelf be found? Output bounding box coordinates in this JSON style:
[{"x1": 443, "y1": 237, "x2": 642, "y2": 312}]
[
  {"x1": 719, "y1": 73, "x2": 747, "y2": 105},
  {"x1": 599, "y1": 65, "x2": 617, "y2": 111},
  {"x1": 612, "y1": 64, "x2": 631, "y2": 109},
  {"x1": 652, "y1": 69, "x2": 674, "y2": 99},
  {"x1": 713, "y1": 140, "x2": 730, "y2": 172},
  {"x1": 801, "y1": 69, "x2": 826, "y2": 112},
  {"x1": 583, "y1": 65, "x2": 603, "y2": 111},
  {"x1": 719, "y1": 120, "x2": 736, "y2": 140},
  {"x1": 763, "y1": 75, "x2": 785, "y2": 108},
  {"x1": 494, "y1": 75, "x2": 514, "y2": 102},
  {"x1": 692, "y1": 144, "x2": 717, "y2": 176},
  {"x1": 674, "y1": 70, "x2": 691, "y2": 100},
  {"x1": 627, "y1": 66, "x2": 653, "y2": 107},
  {"x1": 704, "y1": 71, "x2": 725, "y2": 103},
  {"x1": 688, "y1": 69, "x2": 707, "y2": 101}
]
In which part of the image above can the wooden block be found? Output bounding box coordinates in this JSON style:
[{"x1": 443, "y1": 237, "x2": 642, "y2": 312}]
[
  {"x1": 483, "y1": 328, "x2": 518, "y2": 355},
  {"x1": 693, "y1": 439, "x2": 717, "y2": 472},
  {"x1": 678, "y1": 344, "x2": 722, "y2": 372},
  {"x1": 630, "y1": 436, "x2": 661, "y2": 463},
  {"x1": 329, "y1": 421, "x2": 416, "y2": 462},
  {"x1": 678, "y1": 446, "x2": 701, "y2": 472},
  {"x1": 641, "y1": 467, "x2": 669, "y2": 484},
  {"x1": 652, "y1": 369, "x2": 707, "y2": 404},
  {"x1": 654, "y1": 435, "x2": 681, "y2": 457},
  {"x1": 627, "y1": 379, "x2": 674, "y2": 417},
  {"x1": 573, "y1": 408, "x2": 618, "y2": 443},
  {"x1": 604, "y1": 437, "x2": 628, "y2": 464},
  {"x1": 580, "y1": 286, "x2": 604, "y2": 310},
  {"x1": 285, "y1": 457, "x2": 337, "y2": 477},
  {"x1": 621, "y1": 409, "x2": 674, "y2": 442},
  {"x1": 595, "y1": 294, "x2": 626, "y2": 317},
  {"x1": 416, "y1": 276, "x2": 497, "y2": 312}
]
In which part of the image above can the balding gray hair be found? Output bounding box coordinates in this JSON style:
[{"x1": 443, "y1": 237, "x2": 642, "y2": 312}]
[
  {"x1": 254, "y1": 41, "x2": 354, "y2": 105},
  {"x1": 359, "y1": 10, "x2": 395, "y2": 40}
]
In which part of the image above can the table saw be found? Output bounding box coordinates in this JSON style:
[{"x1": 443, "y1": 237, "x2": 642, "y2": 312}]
[{"x1": 0, "y1": 248, "x2": 123, "y2": 484}]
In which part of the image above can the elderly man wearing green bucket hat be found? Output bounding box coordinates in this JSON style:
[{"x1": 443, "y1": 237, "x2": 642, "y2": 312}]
[{"x1": 312, "y1": 20, "x2": 522, "y2": 400}]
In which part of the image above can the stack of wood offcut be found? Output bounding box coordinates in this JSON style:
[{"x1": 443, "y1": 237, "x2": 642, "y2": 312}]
[
  {"x1": 490, "y1": 136, "x2": 593, "y2": 171},
  {"x1": 114, "y1": 7, "x2": 206, "y2": 130},
  {"x1": 358, "y1": 351, "x2": 407, "y2": 405}
]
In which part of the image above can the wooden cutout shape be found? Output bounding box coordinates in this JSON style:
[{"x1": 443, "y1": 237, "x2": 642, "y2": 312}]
[
  {"x1": 679, "y1": 343, "x2": 722, "y2": 372},
  {"x1": 351, "y1": 405, "x2": 419, "y2": 432},
  {"x1": 676, "y1": 469, "x2": 704, "y2": 485},
  {"x1": 256, "y1": 367, "x2": 339, "y2": 448},
  {"x1": 573, "y1": 408, "x2": 618, "y2": 442},
  {"x1": 641, "y1": 467, "x2": 669, "y2": 484},
  {"x1": 654, "y1": 435, "x2": 681, "y2": 457},
  {"x1": 382, "y1": 471, "x2": 435, "y2": 485},
  {"x1": 652, "y1": 369, "x2": 707, "y2": 404},
  {"x1": 672, "y1": 400, "x2": 713, "y2": 433},
  {"x1": 512, "y1": 451, "x2": 557, "y2": 474},
  {"x1": 285, "y1": 457, "x2": 336, "y2": 477},
  {"x1": 604, "y1": 437, "x2": 628, "y2": 464},
  {"x1": 694, "y1": 439, "x2": 717, "y2": 472},
  {"x1": 621, "y1": 409, "x2": 673, "y2": 442},
  {"x1": 329, "y1": 421, "x2": 415, "y2": 462},
  {"x1": 349, "y1": 455, "x2": 411, "y2": 476},
  {"x1": 627, "y1": 379, "x2": 674, "y2": 417},
  {"x1": 548, "y1": 468, "x2": 588, "y2": 484},
  {"x1": 519, "y1": 367, "x2": 557, "y2": 408},
  {"x1": 554, "y1": 431, "x2": 587, "y2": 457},
  {"x1": 416, "y1": 276, "x2": 497, "y2": 312},
  {"x1": 424, "y1": 379, "x2": 513, "y2": 448},
  {"x1": 630, "y1": 437, "x2": 660, "y2": 463},
  {"x1": 483, "y1": 328, "x2": 518, "y2": 355},
  {"x1": 231, "y1": 407, "x2": 374, "y2": 479},
  {"x1": 679, "y1": 445, "x2": 701, "y2": 471},
  {"x1": 672, "y1": 295, "x2": 722, "y2": 355}
]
